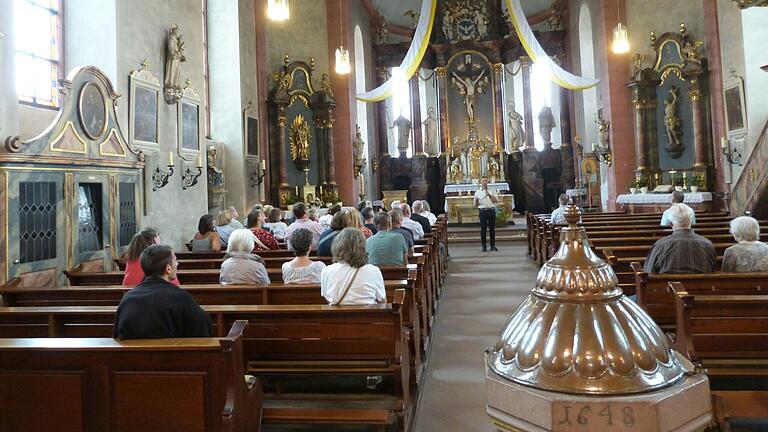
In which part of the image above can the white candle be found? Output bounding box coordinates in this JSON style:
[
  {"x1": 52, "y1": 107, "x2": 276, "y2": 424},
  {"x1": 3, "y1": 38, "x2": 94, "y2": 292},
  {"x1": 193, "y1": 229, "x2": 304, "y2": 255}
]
[
  {"x1": 721, "y1": 137, "x2": 728, "y2": 149},
  {"x1": 168, "y1": 151, "x2": 174, "y2": 166},
  {"x1": 260, "y1": 159, "x2": 266, "y2": 170},
  {"x1": 196, "y1": 153, "x2": 203, "y2": 168}
]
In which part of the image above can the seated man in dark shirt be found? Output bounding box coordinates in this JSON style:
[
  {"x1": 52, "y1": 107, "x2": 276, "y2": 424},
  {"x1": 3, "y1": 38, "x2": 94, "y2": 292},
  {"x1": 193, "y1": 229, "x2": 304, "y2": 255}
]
[
  {"x1": 389, "y1": 209, "x2": 415, "y2": 250},
  {"x1": 643, "y1": 203, "x2": 716, "y2": 274},
  {"x1": 113, "y1": 244, "x2": 211, "y2": 339}
]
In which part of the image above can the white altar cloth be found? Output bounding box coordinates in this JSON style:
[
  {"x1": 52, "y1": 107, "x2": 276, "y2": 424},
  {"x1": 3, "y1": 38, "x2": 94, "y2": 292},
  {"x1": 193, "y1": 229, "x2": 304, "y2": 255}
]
[
  {"x1": 565, "y1": 188, "x2": 586, "y2": 197},
  {"x1": 443, "y1": 182, "x2": 509, "y2": 194},
  {"x1": 616, "y1": 192, "x2": 712, "y2": 205}
]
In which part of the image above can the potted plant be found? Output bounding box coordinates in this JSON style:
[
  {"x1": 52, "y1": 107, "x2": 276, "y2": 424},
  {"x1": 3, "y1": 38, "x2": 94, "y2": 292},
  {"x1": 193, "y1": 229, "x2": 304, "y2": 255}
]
[
  {"x1": 637, "y1": 177, "x2": 649, "y2": 194},
  {"x1": 628, "y1": 179, "x2": 639, "y2": 194},
  {"x1": 689, "y1": 174, "x2": 703, "y2": 193},
  {"x1": 495, "y1": 205, "x2": 510, "y2": 227},
  {"x1": 673, "y1": 176, "x2": 684, "y2": 192}
]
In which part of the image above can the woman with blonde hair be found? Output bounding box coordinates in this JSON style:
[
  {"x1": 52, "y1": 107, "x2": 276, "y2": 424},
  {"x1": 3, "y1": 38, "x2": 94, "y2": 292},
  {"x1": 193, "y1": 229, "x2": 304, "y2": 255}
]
[
  {"x1": 343, "y1": 208, "x2": 372, "y2": 238},
  {"x1": 320, "y1": 228, "x2": 385, "y2": 305},
  {"x1": 215, "y1": 209, "x2": 239, "y2": 247},
  {"x1": 220, "y1": 229, "x2": 270, "y2": 285}
]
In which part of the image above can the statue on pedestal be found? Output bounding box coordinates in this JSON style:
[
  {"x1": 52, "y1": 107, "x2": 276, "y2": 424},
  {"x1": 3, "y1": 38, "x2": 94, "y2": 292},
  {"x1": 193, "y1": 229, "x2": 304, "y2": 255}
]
[
  {"x1": 507, "y1": 101, "x2": 525, "y2": 152},
  {"x1": 538, "y1": 105, "x2": 556, "y2": 144},
  {"x1": 163, "y1": 24, "x2": 186, "y2": 104},
  {"x1": 487, "y1": 155, "x2": 500, "y2": 183},
  {"x1": 422, "y1": 107, "x2": 439, "y2": 156},
  {"x1": 207, "y1": 145, "x2": 224, "y2": 190},
  {"x1": 664, "y1": 86, "x2": 684, "y2": 158},
  {"x1": 450, "y1": 157, "x2": 464, "y2": 184},
  {"x1": 391, "y1": 115, "x2": 412, "y2": 157}
]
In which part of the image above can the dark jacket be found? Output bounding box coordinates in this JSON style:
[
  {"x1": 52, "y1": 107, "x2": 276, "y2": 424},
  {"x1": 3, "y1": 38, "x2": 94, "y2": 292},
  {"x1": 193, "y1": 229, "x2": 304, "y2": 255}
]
[
  {"x1": 410, "y1": 213, "x2": 432, "y2": 235},
  {"x1": 317, "y1": 229, "x2": 341, "y2": 257},
  {"x1": 113, "y1": 277, "x2": 211, "y2": 339}
]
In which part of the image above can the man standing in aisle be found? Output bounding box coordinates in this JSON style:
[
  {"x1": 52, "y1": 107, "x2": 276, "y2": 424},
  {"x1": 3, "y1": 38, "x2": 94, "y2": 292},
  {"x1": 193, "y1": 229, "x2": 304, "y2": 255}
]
[{"x1": 474, "y1": 176, "x2": 498, "y2": 252}]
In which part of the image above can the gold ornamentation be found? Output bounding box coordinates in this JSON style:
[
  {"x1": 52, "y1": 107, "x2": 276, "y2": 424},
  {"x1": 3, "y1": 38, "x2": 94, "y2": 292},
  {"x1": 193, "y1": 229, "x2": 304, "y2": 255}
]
[
  {"x1": 659, "y1": 67, "x2": 684, "y2": 86},
  {"x1": 277, "y1": 114, "x2": 286, "y2": 127},
  {"x1": 487, "y1": 206, "x2": 687, "y2": 394},
  {"x1": 519, "y1": 56, "x2": 531, "y2": 67},
  {"x1": 289, "y1": 115, "x2": 311, "y2": 162},
  {"x1": 631, "y1": 53, "x2": 646, "y2": 79},
  {"x1": 682, "y1": 40, "x2": 704, "y2": 66},
  {"x1": 319, "y1": 73, "x2": 333, "y2": 96},
  {"x1": 492, "y1": 63, "x2": 504, "y2": 73},
  {"x1": 632, "y1": 98, "x2": 656, "y2": 110},
  {"x1": 273, "y1": 69, "x2": 292, "y2": 92},
  {"x1": 688, "y1": 89, "x2": 702, "y2": 102},
  {"x1": 733, "y1": 0, "x2": 768, "y2": 8},
  {"x1": 749, "y1": 168, "x2": 757, "y2": 182},
  {"x1": 434, "y1": 66, "x2": 445, "y2": 78}
]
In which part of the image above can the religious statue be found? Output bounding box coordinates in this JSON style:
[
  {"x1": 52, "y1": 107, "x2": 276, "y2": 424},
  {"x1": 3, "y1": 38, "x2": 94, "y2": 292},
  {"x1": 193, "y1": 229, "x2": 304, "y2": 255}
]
[
  {"x1": 422, "y1": 107, "x2": 439, "y2": 156},
  {"x1": 352, "y1": 124, "x2": 366, "y2": 178},
  {"x1": 289, "y1": 115, "x2": 311, "y2": 163},
  {"x1": 538, "y1": 106, "x2": 557, "y2": 145},
  {"x1": 163, "y1": 24, "x2": 186, "y2": 103},
  {"x1": 274, "y1": 69, "x2": 292, "y2": 92},
  {"x1": 487, "y1": 155, "x2": 500, "y2": 182},
  {"x1": 451, "y1": 68, "x2": 487, "y2": 123},
  {"x1": 207, "y1": 145, "x2": 224, "y2": 189},
  {"x1": 391, "y1": 115, "x2": 412, "y2": 157},
  {"x1": 507, "y1": 101, "x2": 525, "y2": 152},
  {"x1": 682, "y1": 40, "x2": 704, "y2": 66},
  {"x1": 664, "y1": 86, "x2": 683, "y2": 157},
  {"x1": 449, "y1": 157, "x2": 464, "y2": 184},
  {"x1": 473, "y1": 8, "x2": 488, "y2": 38},
  {"x1": 442, "y1": 9, "x2": 453, "y2": 41},
  {"x1": 631, "y1": 53, "x2": 646, "y2": 79},
  {"x1": 547, "y1": 3, "x2": 562, "y2": 30},
  {"x1": 597, "y1": 116, "x2": 610, "y2": 150},
  {"x1": 319, "y1": 73, "x2": 333, "y2": 96}
]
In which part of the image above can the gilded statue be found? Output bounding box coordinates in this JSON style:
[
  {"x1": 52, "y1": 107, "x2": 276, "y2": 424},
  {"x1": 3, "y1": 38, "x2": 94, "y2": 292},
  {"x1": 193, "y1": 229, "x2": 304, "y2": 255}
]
[
  {"x1": 450, "y1": 157, "x2": 464, "y2": 183},
  {"x1": 319, "y1": 73, "x2": 333, "y2": 96},
  {"x1": 352, "y1": 125, "x2": 366, "y2": 177},
  {"x1": 664, "y1": 86, "x2": 683, "y2": 156},
  {"x1": 631, "y1": 53, "x2": 646, "y2": 79},
  {"x1": 207, "y1": 145, "x2": 224, "y2": 189},
  {"x1": 391, "y1": 115, "x2": 412, "y2": 156},
  {"x1": 164, "y1": 24, "x2": 186, "y2": 103},
  {"x1": 422, "y1": 107, "x2": 439, "y2": 156},
  {"x1": 487, "y1": 156, "x2": 500, "y2": 182},
  {"x1": 507, "y1": 101, "x2": 525, "y2": 152},
  {"x1": 274, "y1": 69, "x2": 292, "y2": 92},
  {"x1": 546, "y1": 3, "x2": 562, "y2": 30},
  {"x1": 289, "y1": 115, "x2": 311, "y2": 162},
  {"x1": 682, "y1": 40, "x2": 704, "y2": 66},
  {"x1": 451, "y1": 68, "x2": 487, "y2": 123}
]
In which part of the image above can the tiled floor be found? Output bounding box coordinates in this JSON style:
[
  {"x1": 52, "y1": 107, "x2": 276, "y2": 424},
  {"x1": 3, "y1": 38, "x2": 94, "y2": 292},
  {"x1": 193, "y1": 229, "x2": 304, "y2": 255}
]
[{"x1": 412, "y1": 241, "x2": 538, "y2": 432}]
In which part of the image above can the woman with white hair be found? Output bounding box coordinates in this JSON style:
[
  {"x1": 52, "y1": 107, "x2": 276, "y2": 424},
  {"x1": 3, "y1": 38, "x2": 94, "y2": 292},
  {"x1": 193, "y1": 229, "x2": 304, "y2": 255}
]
[
  {"x1": 721, "y1": 216, "x2": 768, "y2": 272},
  {"x1": 220, "y1": 229, "x2": 270, "y2": 285}
]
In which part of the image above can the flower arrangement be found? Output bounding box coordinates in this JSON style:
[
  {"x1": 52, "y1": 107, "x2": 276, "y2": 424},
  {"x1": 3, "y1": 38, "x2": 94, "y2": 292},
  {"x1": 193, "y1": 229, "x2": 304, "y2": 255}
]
[
  {"x1": 689, "y1": 174, "x2": 704, "y2": 187},
  {"x1": 495, "y1": 205, "x2": 511, "y2": 227}
]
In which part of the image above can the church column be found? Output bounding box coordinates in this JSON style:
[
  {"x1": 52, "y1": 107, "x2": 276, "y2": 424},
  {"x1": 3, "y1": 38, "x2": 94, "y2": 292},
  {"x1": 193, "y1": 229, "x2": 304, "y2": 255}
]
[
  {"x1": 376, "y1": 66, "x2": 390, "y2": 157},
  {"x1": 703, "y1": 0, "x2": 727, "y2": 206},
  {"x1": 410, "y1": 74, "x2": 423, "y2": 155},
  {"x1": 492, "y1": 63, "x2": 505, "y2": 152},
  {"x1": 520, "y1": 56, "x2": 535, "y2": 149},
  {"x1": 276, "y1": 106, "x2": 290, "y2": 206},
  {"x1": 628, "y1": 79, "x2": 657, "y2": 179},
  {"x1": 689, "y1": 76, "x2": 708, "y2": 169},
  {"x1": 435, "y1": 66, "x2": 449, "y2": 153}
]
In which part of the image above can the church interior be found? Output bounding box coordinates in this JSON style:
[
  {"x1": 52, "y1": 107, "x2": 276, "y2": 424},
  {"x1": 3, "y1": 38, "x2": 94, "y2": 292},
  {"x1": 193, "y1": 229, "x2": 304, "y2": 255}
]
[{"x1": 1, "y1": 0, "x2": 767, "y2": 431}]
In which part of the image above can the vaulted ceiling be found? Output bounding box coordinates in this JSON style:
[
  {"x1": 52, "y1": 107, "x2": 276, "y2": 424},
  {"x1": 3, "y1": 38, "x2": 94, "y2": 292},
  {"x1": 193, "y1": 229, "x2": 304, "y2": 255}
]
[{"x1": 370, "y1": 0, "x2": 557, "y2": 29}]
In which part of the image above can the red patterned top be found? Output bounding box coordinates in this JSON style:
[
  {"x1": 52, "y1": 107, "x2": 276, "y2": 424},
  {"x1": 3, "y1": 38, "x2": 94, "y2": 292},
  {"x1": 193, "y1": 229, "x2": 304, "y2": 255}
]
[
  {"x1": 360, "y1": 227, "x2": 373, "y2": 239},
  {"x1": 250, "y1": 227, "x2": 279, "y2": 252}
]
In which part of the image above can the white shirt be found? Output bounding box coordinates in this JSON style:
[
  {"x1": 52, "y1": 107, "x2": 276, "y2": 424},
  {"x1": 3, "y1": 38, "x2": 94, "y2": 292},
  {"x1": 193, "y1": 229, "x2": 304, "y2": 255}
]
[
  {"x1": 474, "y1": 188, "x2": 496, "y2": 209},
  {"x1": 285, "y1": 218, "x2": 325, "y2": 250},
  {"x1": 550, "y1": 205, "x2": 567, "y2": 224},
  {"x1": 419, "y1": 211, "x2": 437, "y2": 225},
  {"x1": 401, "y1": 217, "x2": 424, "y2": 240},
  {"x1": 282, "y1": 260, "x2": 326, "y2": 284},
  {"x1": 318, "y1": 213, "x2": 333, "y2": 231},
  {"x1": 321, "y1": 263, "x2": 386, "y2": 305}
]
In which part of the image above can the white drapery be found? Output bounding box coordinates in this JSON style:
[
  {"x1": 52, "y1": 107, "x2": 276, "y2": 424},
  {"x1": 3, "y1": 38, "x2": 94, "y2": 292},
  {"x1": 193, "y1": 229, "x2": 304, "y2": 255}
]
[
  {"x1": 505, "y1": 0, "x2": 600, "y2": 90},
  {"x1": 355, "y1": 0, "x2": 437, "y2": 102}
]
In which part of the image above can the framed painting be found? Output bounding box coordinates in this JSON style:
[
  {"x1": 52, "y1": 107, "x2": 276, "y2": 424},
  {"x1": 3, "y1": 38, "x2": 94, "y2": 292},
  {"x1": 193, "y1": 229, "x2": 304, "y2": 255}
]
[
  {"x1": 724, "y1": 78, "x2": 747, "y2": 136},
  {"x1": 177, "y1": 82, "x2": 202, "y2": 162},
  {"x1": 244, "y1": 102, "x2": 259, "y2": 159},
  {"x1": 78, "y1": 81, "x2": 108, "y2": 140},
  {"x1": 128, "y1": 62, "x2": 161, "y2": 149}
]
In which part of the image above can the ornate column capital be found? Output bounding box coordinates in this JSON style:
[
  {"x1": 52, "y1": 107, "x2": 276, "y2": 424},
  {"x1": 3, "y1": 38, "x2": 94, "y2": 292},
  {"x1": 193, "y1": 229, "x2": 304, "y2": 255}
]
[
  {"x1": 519, "y1": 56, "x2": 531, "y2": 67},
  {"x1": 435, "y1": 66, "x2": 446, "y2": 78},
  {"x1": 492, "y1": 63, "x2": 504, "y2": 73}
]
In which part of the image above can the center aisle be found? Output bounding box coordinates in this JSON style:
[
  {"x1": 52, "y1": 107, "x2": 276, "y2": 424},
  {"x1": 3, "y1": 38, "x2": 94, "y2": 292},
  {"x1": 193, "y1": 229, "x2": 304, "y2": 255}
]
[{"x1": 412, "y1": 242, "x2": 539, "y2": 431}]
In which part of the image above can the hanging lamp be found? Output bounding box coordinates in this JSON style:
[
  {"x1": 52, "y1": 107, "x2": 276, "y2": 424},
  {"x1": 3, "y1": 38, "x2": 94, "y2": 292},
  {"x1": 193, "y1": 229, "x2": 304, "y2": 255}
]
[
  {"x1": 612, "y1": 1, "x2": 630, "y2": 54},
  {"x1": 267, "y1": 0, "x2": 289, "y2": 22},
  {"x1": 334, "y1": 0, "x2": 351, "y2": 74}
]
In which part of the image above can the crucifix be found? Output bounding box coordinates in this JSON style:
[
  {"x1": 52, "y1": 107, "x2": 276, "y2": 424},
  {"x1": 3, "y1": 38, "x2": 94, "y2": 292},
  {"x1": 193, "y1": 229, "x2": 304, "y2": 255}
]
[{"x1": 450, "y1": 54, "x2": 487, "y2": 123}]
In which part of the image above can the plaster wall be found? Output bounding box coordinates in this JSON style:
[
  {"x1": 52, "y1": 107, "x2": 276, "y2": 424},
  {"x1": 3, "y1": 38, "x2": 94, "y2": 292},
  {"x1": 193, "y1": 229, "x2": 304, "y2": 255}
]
[
  {"x1": 65, "y1": 0, "x2": 118, "y2": 83},
  {"x1": 0, "y1": 1, "x2": 18, "y2": 141},
  {"x1": 238, "y1": 0, "x2": 261, "y2": 210},
  {"x1": 265, "y1": 0, "x2": 329, "y2": 81},
  {"x1": 115, "y1": 0, "x2": 209, "y2": 250},
  {"x1": 625, "y1": 0, "x2": 705, "y2": 63},
  {"x1": 350, "y1": 0, "x2": 376, "y2": 200}
]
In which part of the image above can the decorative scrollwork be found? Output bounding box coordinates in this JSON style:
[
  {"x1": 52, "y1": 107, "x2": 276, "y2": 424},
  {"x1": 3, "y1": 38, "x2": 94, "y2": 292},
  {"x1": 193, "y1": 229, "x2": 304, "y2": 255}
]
[{"x1": 4, "y1": 135, "x2": 23, "y2": 153}]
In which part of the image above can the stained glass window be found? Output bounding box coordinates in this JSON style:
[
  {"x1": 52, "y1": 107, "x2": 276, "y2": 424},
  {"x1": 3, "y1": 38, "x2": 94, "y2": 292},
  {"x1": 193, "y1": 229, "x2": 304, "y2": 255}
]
[{"x1": 15, "y1": 0, "x2": 63, "y2": 107}]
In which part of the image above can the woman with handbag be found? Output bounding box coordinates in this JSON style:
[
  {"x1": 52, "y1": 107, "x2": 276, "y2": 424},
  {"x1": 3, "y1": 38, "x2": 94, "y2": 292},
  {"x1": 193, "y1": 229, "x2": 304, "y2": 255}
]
[{"x1": 320, "y1": 228, "x2": 385, "y2": 305}]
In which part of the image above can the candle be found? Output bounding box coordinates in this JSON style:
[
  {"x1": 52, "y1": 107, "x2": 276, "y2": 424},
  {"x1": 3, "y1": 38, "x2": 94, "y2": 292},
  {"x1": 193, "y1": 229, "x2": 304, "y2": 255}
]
[
  {"x1": 319, "y1": 185, "x2": 323, "y2": 195},
  {"x1": 591, "y1": 143, "x2": 596, "y2": 152},
  {"x1": 721, "y1": 137, "x2": 728, "y2": 149},
  {"x1": 260, "y1": 159, "x2": 266, "y2": 170},
  {"x1": 295, "y1": 186, "x2": 299, "y2": 196},
  {"x1": 168, "y1": 151, "x2": 174, "y2": 166},
  {"x1": 683, "y1": 172, "x2": 687, "y2": 178},
  {"x1": 196, "y1": 153, "x2": 203, "y2": 168}
]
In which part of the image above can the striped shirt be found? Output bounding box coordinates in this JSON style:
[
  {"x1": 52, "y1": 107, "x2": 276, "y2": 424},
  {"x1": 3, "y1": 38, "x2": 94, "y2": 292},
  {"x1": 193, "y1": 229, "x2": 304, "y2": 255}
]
[{"x1": 643, "y1": 229, "x2": 716, "y2": 274}]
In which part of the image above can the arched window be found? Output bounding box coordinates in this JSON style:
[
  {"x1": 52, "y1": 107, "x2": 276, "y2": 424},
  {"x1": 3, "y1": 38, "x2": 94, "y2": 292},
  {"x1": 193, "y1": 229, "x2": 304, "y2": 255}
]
[
  {"x1": 354, "y1": 25, "x2": 368, "y2": 161},
  {"x1": 15, "y1": 0, "x2": 64, "y2": 108},
  {"x1": 578, "y1": 3, "x2": 598, "y2": 148}
]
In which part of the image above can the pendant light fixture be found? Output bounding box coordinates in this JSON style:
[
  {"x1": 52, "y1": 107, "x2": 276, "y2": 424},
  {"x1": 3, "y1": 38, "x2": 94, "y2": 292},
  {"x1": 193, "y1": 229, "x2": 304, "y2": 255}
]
[
  {"x1": 334, "y1": 0, "x2": 351, "y2": 74},
  {"x1": 268, "y1": 0, "x2": 289, "y2": 22},
  {"x1": 612, "y1": 0, "x2": 630, "y2": 54}
]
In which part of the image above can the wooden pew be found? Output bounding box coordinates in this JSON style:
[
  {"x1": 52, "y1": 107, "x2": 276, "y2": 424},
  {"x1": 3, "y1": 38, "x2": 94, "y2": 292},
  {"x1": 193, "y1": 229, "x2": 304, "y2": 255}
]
[
  {"x1": 631, "y1": 263, "x2": 768, "y2": 327},
  {"x1": 0, "y1": 320, "x2": 263, "y2": 432},
  {"x1": 0, "y1": 295, "x2": 413, "y2": 432},
  {"x1": 668, "y1": 282, "x2": 768, "y2": 429}
]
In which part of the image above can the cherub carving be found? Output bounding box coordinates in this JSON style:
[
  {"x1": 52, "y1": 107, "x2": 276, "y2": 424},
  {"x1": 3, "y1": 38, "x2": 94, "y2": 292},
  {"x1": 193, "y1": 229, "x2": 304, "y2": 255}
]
[{"x1": 682, "y1": 40, "x2": 704, "y2": 66}]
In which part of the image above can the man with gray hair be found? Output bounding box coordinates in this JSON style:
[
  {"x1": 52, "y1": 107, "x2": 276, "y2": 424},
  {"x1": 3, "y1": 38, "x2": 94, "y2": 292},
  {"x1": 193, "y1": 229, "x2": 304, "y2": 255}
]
[
  {"x1": 399, "y1": 203, "x2": 424, "y2": 240},
  {"x1": 660, "y1": 190, "x2": 696, "y2": 226},
  {"x1": 410, "y1": 201, "x2": 432, "y2": 235},
  {"x1": 644, "y1": 203, "x2": 715, "y2": 273},
  {"x1": 227, "y1": 206, "x2": 245, "y2": 229},
  {"x1": 417, "y1": 200, "x2": 437, "y2": 225}
]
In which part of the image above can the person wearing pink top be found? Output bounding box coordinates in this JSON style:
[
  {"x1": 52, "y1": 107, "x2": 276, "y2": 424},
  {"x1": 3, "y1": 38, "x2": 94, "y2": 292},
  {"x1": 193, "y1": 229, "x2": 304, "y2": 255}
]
[{"x1": 122, "y1": 228, "x2": 180, "y2": 287}]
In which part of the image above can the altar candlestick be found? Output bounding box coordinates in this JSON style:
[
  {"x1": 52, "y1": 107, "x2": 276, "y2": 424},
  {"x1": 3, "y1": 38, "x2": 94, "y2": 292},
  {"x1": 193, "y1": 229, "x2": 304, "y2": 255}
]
[{"x1": 168, "y1": 151, "x2": 174, "y2": 166}]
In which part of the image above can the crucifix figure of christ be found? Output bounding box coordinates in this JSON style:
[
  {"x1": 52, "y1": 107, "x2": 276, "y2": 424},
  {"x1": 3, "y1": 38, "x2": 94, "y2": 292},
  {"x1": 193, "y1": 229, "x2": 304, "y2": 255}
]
[{"x1": 451, "y1": 65, "x2": 487, "y2": 123}]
